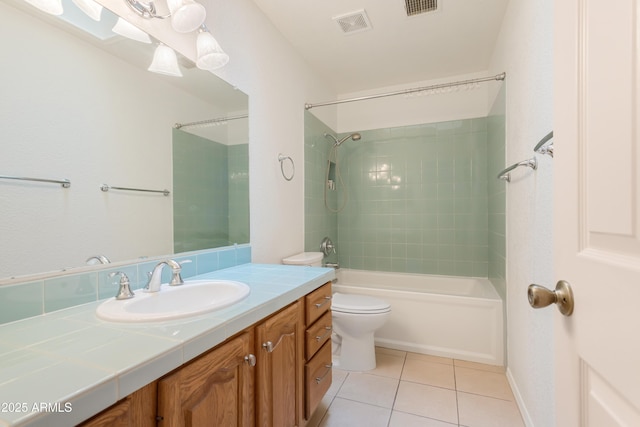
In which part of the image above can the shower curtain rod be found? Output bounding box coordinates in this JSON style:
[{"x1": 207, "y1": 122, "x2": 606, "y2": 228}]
[
  {"x1": 174, "y1": 113, "x2": 248, "y2": 129},
  {"x1": 304, "y1": 72, "x2": 506, "y2": 110}
]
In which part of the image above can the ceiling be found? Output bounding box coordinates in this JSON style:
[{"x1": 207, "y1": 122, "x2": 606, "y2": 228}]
[{"x1": 251, "y1": 0, "x2": 510, "y2": 94}]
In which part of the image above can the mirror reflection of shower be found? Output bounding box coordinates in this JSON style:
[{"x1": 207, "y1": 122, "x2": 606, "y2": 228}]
[{"x1": 324, "y1": 132, "x2": 362, "y2": 213}]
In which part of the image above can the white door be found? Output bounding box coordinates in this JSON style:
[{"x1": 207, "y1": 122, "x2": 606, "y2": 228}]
[{"x1": 554, "y1": 0, "x2": 640, "y2": 425}]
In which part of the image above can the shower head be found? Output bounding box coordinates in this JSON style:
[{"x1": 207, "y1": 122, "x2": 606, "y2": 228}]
[{"x1": 324, "y1": 132, "x2": 362, "y2": 146}]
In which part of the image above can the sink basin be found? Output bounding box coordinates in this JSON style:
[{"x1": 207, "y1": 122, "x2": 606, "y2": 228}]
[{"x1": 96, "y1": 280, "x2": 250, "y2": 322}]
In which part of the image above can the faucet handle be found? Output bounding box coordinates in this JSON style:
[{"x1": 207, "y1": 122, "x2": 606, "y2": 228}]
[
  {"x1": 178, "y1": 259, "x2": 193, "y2": 266},
  {"x1": 108, "y1": 271, "x2": 135, "y2": 300}
]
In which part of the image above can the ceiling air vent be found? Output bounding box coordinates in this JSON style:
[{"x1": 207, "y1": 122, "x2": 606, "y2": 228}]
[
  {"x1": 332, "y1": 9, "x2": 373, "y2": 35},
  {"x1": 405, "y1": 0, "x2": 439, "y2": 16}
]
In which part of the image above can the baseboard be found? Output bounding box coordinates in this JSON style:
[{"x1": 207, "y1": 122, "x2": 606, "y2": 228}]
[{"x1": 506, "y1": 367, "x2": 535, "y2": 427}]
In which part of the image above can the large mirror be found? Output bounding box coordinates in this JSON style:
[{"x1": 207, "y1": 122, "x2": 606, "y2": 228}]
[{"x1": 0, "y1": 0, "x2": 249, "y2": 279}]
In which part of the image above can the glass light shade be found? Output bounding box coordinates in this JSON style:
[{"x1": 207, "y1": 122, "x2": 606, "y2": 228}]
[
  {"x1": 112, "y1": 17, "x2": 151, "y2": 44},
  {"x1": 196, "y1": 31, "x2": 229, "y2": 71},
  {"x1": 24, "y1": 0, "x2": 63, "y2": 15},
  {"x1": 167, "y1": 0, "x2": 206, "y2": 33},
  {"x1": 148, "y1": 44, "x2": 183, "y2": 77},
  {"x1": 72, "y1": 0, "x2": 102, "y2": 21}
]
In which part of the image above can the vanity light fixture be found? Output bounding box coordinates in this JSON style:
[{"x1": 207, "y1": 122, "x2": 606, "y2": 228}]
[
  {"x1": 72, "y1": 0, "x2": 103, "y2": 21},
  {"x1": 148, "y1": 43, "x2": 183, "y2": 76},
  {"x1": 124, "y1": 0, "x2": 206, "y2": 33},
  {"x1": 23, "y1": 0, "x2": 63, "y2": 15},
  {"x1": 112, "y1": 17, "x2": 152, "y2": 43},
  {"x1": 196, "y1": 26, "x2": 229, "y2": 71}
]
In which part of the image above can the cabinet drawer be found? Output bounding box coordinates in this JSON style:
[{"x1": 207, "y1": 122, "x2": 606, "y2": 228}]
[
  {"x1": 306, "y1": 311, "x2": 332, "y2": 360},
  {"x1": 305, "y1": 340, "x2": 332, "y2": 419},
  {"x1": 305, "y1": 282, "x2": 332, "y2": 325}
]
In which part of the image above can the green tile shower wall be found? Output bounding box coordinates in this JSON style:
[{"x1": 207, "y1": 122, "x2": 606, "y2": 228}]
[
  {"x1": 304, "y1": 112, "x2": 338, "y2": 263},
  {"x1": 173, "y1": 129, "x2": 230, "y2": 252},
  {"x1": 228, "y1": 144, "x2": 250, "y2": 245},
  {"x1": 336, "y1": 119, "x2": 489, "y2": 276},
  {"x1": 0, "y1": 245, "x2": 251, "y2": 325},
  {"x1": 304, "y1": 115, "x2": 500, "y2": 277},
  {"x1": 487, "y1": 86, "x2": 507, "y2": 299}
]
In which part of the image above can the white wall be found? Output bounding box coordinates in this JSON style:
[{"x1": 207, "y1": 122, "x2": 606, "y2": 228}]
[
  {"x1": 488, "y1": 0, "x2": 555, "y2": 426},
  {"x1": 336, "y1": 71, "x2": 492, "y2": 133},
  {"x1": 197, "y1": 0, "x2": 338, "y2": 263}
]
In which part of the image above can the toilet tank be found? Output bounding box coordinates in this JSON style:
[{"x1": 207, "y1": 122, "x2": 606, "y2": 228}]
[{"x1": 282, "y1": 252, "x2": 324, "y2": 267}]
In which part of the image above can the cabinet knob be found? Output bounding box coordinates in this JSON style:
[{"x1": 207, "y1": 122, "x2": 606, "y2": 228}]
[
  {"x1": 244, "y1": 354, "x2": 256, "y2": 366},
  {"x1": 262, "y1": 341, "x2": 274, "y2": 353}
]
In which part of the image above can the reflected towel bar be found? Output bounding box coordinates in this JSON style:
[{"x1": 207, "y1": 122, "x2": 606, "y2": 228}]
[
  {"x1": 0, "y1": 175, "x2": 70, "y2": 188},
  {"x1": 533, "y1": 131, "x2": 554, "y2": 157},
  {"x1": 497, "y1": 158, "x2": 538, "y2": 182},
  {"x1": 100, "y1": 184, "x2": 170, "y2": 196}
]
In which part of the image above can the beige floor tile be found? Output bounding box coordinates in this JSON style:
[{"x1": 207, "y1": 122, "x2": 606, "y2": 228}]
[
  {"x1": 369, "y1": 352, "x2": 406, "y2": 379},
  {"x1": 454, "y1": 359, "x2": 505, "y2": 373},
  {"x1": 402, "y1": 358, "x2": 455, "y2": 389},
  {"x1": 306, "y1": 394, "x2": 334, "y2": 427},
  {"x1": 458, "y1": 392, "x2": 525, "y2": 427},
  {"x1": 394, "y1": 381, "x2": 458, "y2": 425},
  {"x1": 319, "y1": 397, "x2": 392, "y2": 427},
  {"x1": 406, "y1": 352, "x2": 454, "y2": 365},
  {"x1": 336, "y1": 372, "x2": 399, "y2": 408},
  {"x1": 389, "y1": 410, "x2": 458, "y2": 427},
  {"x1": 327, "y1": 368, "x2": 348, "y2": 397},
  {"x1": 376, "y1": 346, "x2": 407, "y2": 358},
  {"x1": 455, "y1": 366, "x2": 514, "y2": 401}
]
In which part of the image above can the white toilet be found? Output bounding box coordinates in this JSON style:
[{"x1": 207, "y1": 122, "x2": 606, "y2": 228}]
[
  {"x1": 281, "y1": 252, "x2": 391, "y2": 371},
  {"x1": 331, "y1": 292, "x2": 391, "y2": 371},
  {"x1": 281, "y1": 251, "x2": 324, "y2": 267}
]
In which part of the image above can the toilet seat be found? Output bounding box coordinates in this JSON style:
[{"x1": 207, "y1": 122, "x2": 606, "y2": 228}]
[{"x1": 332, "y1": 293, "x2": 391, "y2": 314}]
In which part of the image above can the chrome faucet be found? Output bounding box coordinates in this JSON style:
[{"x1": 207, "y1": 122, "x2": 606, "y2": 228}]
[
  {"x1": 86, "y1": 255, "x2": 111, "y2": 265},
  {"x1": 144, "y1": 259, "x2": 183, "y2": 293}
]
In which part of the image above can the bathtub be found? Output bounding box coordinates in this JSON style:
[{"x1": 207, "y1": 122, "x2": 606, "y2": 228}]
[{"x1": 334, "y1": 269, "x2": 504, "y2": 366}]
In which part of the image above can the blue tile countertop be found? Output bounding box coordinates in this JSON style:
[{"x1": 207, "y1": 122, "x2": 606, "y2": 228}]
[{"x1": 0, "y1": 264, "x2": 335, "y2": 427}]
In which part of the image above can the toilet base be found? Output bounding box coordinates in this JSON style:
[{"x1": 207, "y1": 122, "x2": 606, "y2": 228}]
[{"x1": 333, "y1": 332, "x2": 376, "y2": 371}]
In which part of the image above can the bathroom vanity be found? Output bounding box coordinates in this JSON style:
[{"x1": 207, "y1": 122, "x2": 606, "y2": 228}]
[{"x1": 0, "y1": 264, "x2": 334, "y2": 427}]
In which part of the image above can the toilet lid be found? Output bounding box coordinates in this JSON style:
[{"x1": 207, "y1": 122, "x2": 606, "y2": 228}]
[{"x1": 332, "y1": 292, "x2": 391, "y2": 314}]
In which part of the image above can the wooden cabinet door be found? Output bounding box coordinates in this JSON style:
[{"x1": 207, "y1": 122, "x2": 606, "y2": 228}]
[
  {"x1": 157, "y1": 331, "x2": 255, "y2": 427},
  {"x1": 256, "y1": 302, "x2": 303, "y2": 427},
  {"x1": 78, "y1": 382, "x2": 156, "y2": 427}
]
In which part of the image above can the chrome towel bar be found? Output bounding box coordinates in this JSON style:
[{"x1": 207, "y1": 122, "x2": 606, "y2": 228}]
[
  {"x1": 0, "y1": 174, "x2": 70, "y2": 188},
  {"x1": 100, "y1": 184, "x2": 170, "y2": 196},
  {"x1": 533, "y1": 131, "x2": 554, "y2": 157},
  {"x1": 497, "y1": 157, "x2": 537, "y2": 183}
]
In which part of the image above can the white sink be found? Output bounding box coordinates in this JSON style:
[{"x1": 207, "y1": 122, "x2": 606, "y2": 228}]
[{"x1": 96, "y1": 280, "x2": 250, "y2": 322}]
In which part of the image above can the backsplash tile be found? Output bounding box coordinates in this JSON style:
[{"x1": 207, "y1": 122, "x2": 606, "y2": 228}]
[
  {"x1": 0, "y1": 245, "x2": 252, "y2": 325},
  {"x1": 0, "y1": 281, "x2": 43, "y2": 324},
  {"x1": 44, "y1": 274, "x2": 98, "y2": 312}
]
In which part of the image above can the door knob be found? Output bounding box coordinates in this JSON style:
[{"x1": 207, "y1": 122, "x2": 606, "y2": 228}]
[{"x1": 527, "y1": 280, "x2": 574, "y2": 316}]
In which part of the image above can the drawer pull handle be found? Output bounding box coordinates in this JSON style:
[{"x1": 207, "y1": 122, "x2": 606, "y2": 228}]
[
  {"x1": 262, "y1": 332, "x2": 294, "y2": 353},
  {"x1": 244, "y1": 354, "x2": 256, "y2": 367},
  {"x1": 315, "y1": 363, "x2": 332, "y2": 384},
  {"x1": 315, "y1": 326, "x2": 332, "y2": 342},
  {"x1": 314, "y1": 296, "x2": 332, "y2": 309}
]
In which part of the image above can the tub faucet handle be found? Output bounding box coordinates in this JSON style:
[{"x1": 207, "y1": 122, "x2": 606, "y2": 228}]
[{"x1": 320, "y1": 237, "x2": 336, "y2": 256}]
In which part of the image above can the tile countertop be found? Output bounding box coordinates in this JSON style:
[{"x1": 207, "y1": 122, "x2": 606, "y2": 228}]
[{"x1": 0, "y1": 264, "x2": 335, "y2": 427}]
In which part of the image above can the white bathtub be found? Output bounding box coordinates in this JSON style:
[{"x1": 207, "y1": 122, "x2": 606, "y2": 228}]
[{"x1": 334, "y1": 269, "x2": 505, "y2": 366}]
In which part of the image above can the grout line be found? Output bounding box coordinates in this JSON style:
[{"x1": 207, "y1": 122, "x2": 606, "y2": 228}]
[
  {"x1": 385, "y1": 352, "x2": 408, "y2": 427},
  {"x1": 453, "y1": 360, "x2": 460, "y2": 426}
]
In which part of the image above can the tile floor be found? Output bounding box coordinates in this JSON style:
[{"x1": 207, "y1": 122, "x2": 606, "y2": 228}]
[{"x1": 307, "y1": 347, "x2": 524, "y2": 427}]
